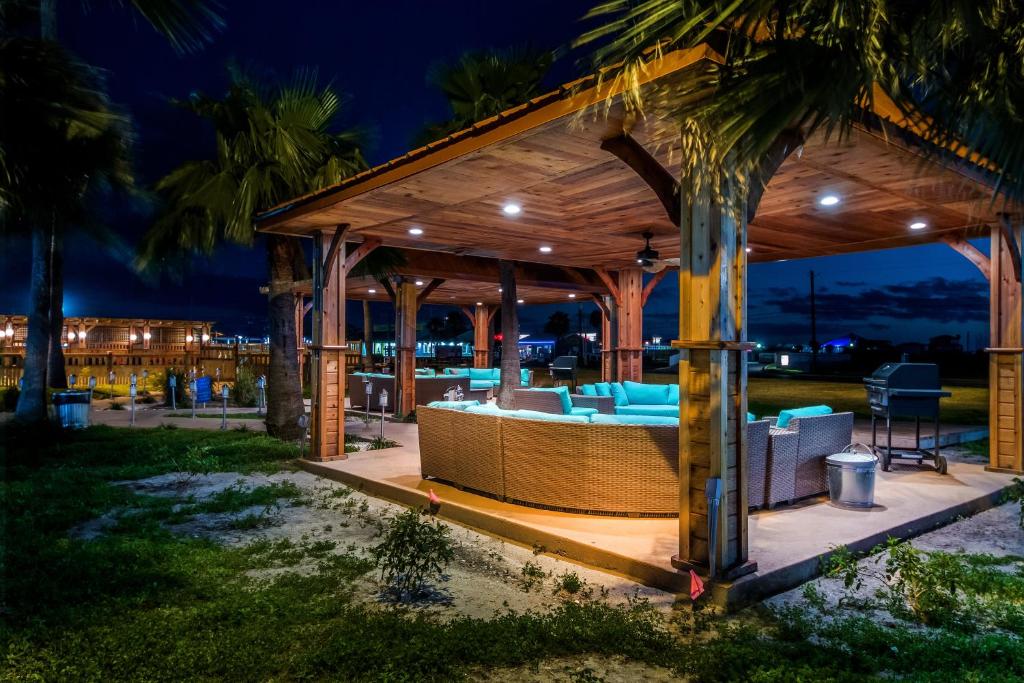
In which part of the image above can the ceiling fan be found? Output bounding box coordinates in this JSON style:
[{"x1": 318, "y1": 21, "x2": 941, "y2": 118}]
[{"x1": 635, "y1": 231, "x2": 678, "y2": 274}]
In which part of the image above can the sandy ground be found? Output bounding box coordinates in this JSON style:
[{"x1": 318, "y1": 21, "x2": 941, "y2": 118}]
[{"x1": 75, "y1": 469, "x2": 679, "y2": 620}]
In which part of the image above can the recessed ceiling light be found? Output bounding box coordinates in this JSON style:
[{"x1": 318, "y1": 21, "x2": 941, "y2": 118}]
[
  {"x1": 819, "y1": 194, "x2": 840, "y2": 206},
  {"x1": 408, "y1": 227, "x2": 423, "y2": 235},
  {"x1": 476, "y1": 301, "x2": 483, "y2": 306},
  {"x1": 368, "y1": 289, "x2": 376, "y2": 294},
  {"x1": 415, "y1": 280, "x2": 424, "y2": 286},
  {"x1": 909, "y1": 221, "x2": 927, "y2": 230},
  {"x1": 568, "y1": 293, "x2": 576, "y2": 299},
  {"x1": 517, "y1": 299, "x2": 524, "y2": 304},
  {"x1": 498, "y1": 287, "x2": 502, "y2": 292},
  {"x1": 539, "y1": 246, "x2": 552, "y2": 253},
  {"x1": 745, "y1": 247, "x2": 752, "y2": 253},
  {"x1": 502, "y1": 203, "x2": 521, "y2": 216}
]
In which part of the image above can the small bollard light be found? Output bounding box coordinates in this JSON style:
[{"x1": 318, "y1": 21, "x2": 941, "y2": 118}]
[
  {"x1": 142, "y1": 369, "x2": 149, "y2": 392},
  {"x1": 68, "y1": 374, "x2": 77, "y2": 388},
  {"x1": 129, "y1": 383, "x2": 137, "y2": 427},
  {"x1": 297, "y1": 414, "x2": 311, "y2": 458},
  {"x1": 364, "y1": 379, "x2": 374, "y2": 425},
  {"x1": 169, "y1": 373, "x2": 177, "y2": 410},
  {"x1": 190, "y1": 378, "x2": 198, "y2": 420},
  {"x1": 108, "y1": 370, "x2": 115, "y2": 399},
  {"x1": 256, "y1": 375, "x2": 266, "y2": 415},
  {"x1": 378, "y1": 388, "x2": 389, "y2": 439},
  {"x1": 220, "y1": 383, "x2": 229, "y2": 430},
  {"x1": 18, "y1": 376, "x2": 24, "y2": 390}
]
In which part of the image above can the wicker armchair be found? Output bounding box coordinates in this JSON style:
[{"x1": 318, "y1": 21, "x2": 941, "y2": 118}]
[
  {"x1": 766, "y1": 412, "x2": 854, "y2": 504},
  {"x1": 746, "y1": 420, "x2": 771, "y2": 509},
  {"x1": 571, "y1": 394, "x2": 615, "y2": 414}
]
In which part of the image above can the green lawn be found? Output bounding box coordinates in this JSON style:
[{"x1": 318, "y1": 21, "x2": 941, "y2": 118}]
[
  {"x1": 2, "y1": 424, "x2": 1020, "y2": 680},
  {"x1": 559, "y1": 369, "x2": 989, "y2": 426}
]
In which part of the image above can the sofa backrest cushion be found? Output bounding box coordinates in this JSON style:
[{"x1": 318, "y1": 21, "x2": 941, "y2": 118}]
[
  {"x1": 353, "y1": 372, "x2": 394, "y2": 379},
  {"x1": 426, "y1": 400, "x2": 480, "y2": 410},
  {"x1": 444, "y1": 368, "x2": 469, "y2": 377},
  {"x1": 464, "y1": 403, "x2": 589, "y2": 423},
  {"x1": 594, "y1": 382, "x2": 612, "y2": 397},
  {"x1": 667, "y1": 383, "x2": 679, "y2": 405},
  {"x1": 493, "y1": 368, "x2": 503, "y2": 381},
  {"x1": 776, "y1": 404, "x2": 833, "y2": 429},
  {"x1": 609, "y1": 382, "x2": 629, "y2": 406},
  {"x1": 623, "y1": 381, "x2": 670, "y2": 406},
  {"x1": 532, "y1": 386, "x2": 572, "y2": 414},
  {"x1": 468, "y1": 368, "x2": 493, "y2": 380},
  {"x1": 415, "y1": 368, "x2": 436, "y2": 377},
  {"x1": 579, "y1": 384, "x2": 598, "y2": 396},
  {"x1": 591, "y1": 414, "x2": 679, "y2": 426},
  {"x1": 520, "y1": 368, "x2": 531, "y2": 385}
]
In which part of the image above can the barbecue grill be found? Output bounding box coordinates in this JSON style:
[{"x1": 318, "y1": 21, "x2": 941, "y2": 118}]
[
  {"x1": 548, "y1": 355, "x2": 578, "y2": 390},
  {"x1": 864, "y1": 363, "x2": 952, "y2": 473}
]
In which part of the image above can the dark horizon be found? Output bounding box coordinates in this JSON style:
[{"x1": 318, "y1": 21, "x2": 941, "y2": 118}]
[{"x1": 0, "y1": 1, "x2": 991, "y2": 347}]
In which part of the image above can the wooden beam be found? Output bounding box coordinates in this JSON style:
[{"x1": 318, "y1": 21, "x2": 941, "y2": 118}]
[
  {"x1": 601, "y1": 134, "x2": 680, "y2": 223},
  {"x1": 460, "y1": 306, "x2": 476, "y2": 326},
  {"x1": 380, "y1": 278, "x2": 396, "y2": 302},
  {"x1": 486, "y1": 304, "x2": 499, "y2": 325},
  {"x1": 641, "y1": 269, "x2": 671, "y2": 307},
  {"x1": 998, "y1": 214, "x2": 1022, "y2": 283},
  {"x1": 344, "y1": 237, "x2": 381, "y2": 272},
  {"x1": 593, "y1": 267, "x2": 621, "y2": 303},
  {"x1": 322, "y1": 224, "x2": 348, "y2": 275},
  {"x1": 747, "y1": 129, "x2": 805, "y2": 223},
  {"x1": 941, "y1": 234, "x2": 991, "y2": 280},
  {"x1": 416, "y1": 278, "x2": 446, "y2": 308},
  {"x1": 591, "y1": 294, "x2": 610, "y2": 318}
]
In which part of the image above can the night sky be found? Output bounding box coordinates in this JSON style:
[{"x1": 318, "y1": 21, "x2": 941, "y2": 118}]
[{"x1": 0, "y1": 1, "x2": 992, "y2": 348}]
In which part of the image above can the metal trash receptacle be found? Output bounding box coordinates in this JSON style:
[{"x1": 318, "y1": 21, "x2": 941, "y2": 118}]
[
  {"x1": 826, "y1": 446, "x2": 878, "y2": 508},
  {"x1": 53, "y1": 390, "x2": 91, "y2": 429}
]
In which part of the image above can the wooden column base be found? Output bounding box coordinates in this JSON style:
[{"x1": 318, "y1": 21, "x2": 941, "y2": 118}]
[
  {"x1": 670, "y1": 555, "x2": 758, "y2": 581},
  {"x1": 473, "y1": 349, "x2": 490, "y2": 368},
  {"x1": 616, "y1": 348, "x2": 643, "y2": 382}
]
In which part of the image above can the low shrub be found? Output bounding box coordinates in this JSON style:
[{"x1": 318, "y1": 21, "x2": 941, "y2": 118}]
[
  {"x1": 233, "y1": 367, "x2": 258, "y2": 407},
  {"x1": 370, "y1": 507, "x2": 454, "y2": 601}
]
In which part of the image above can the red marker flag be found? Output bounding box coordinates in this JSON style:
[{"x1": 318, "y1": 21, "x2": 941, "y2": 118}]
[
  {"x1": 427, "y1": 488, "x2": 441, "y2": 515},
  {"x1": 689, "y1": 570, "x2": 705, "y2": 601}
]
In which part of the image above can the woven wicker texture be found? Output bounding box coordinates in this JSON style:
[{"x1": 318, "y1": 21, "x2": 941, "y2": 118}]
[
  {"x1": 790, "y1": 412, "x2": 855, "y2": 498},
  {"x1": 746, "y1": 420, "x2": 770, "y2": 508},
  {"x1": 571, "y1": 394, "x2": 616, "y2": 414},
  {"x1": 417, "y1": 407, "x2": 505, "y2": 497}
]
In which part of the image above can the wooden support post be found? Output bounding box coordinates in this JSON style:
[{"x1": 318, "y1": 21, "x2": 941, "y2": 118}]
[
  {"x1": 592, "y1": 295, "x2": 614, "y2": 382},
  {"x1": 294, "y1": 294, "x2": 305, "y2": 390},
  {"x1": 473, "y1": 304, "x2": 493, "y2": 368},
  {"x1": 309, "y1": 227, "x2": 348, "y2": 461},
  {"x1": 987, "y1": 216, "x2": 1024, "y2": 474},
  {"x1": 394, "y1": 278, "x2": 418, "y2": 417},
  {"x1": 616, "y1": 268, "x2": 644, "y2": 382},
  {"x1": 672, "y1": 169, "x2": 753, "y2": 580}
]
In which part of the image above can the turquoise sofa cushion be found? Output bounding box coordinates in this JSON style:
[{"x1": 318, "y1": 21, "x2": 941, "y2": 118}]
[
  {"x1": 667, "y1": 383, "x2": 679, "y2": 405},
  {"x1": 569, "y1": 406, "x2": 598, "y2": 417},
  {"x1": 464, "y1": 404, "x2": 589, "y2": 423},
  {"x1": 615, "y1": 404, "x2": 680, "y2": 418},
  {"x1": 426, "y1": 400, "x2": 480, "y2": 410},
  {"x1": 747, "y1": 412, "x2": 756, "y2": 422},
  {"x1": 520, "y1": 368, "x2": 531, "y2": 386},
  {"x1": 579, "y1": 384, "x2": 597, "y2": 396},
  {"x1": 470, "y1": 380, "x2": 493, "y2": 391},
  {"x1": 469, "y1": 368, "x2": 492, "y2": 380},
  {"x1": 354, "y1": 372, "x2": 393, "y2": 379},
  {"x1": 777, "y1": 405, "x2": 832, "y2": 429},
  {"x1": 623, "y1": 381, "x2": 670, "y2": 406},
  {"x1": 592, "y1": 414, "x2": 679, "y2": 426},
  {"x1": 532, "y1": 386, "x2": 572, "y2": 413},
  {"x1": 594, "y1": 382, "x2": 612, "y2": 397},
  {"x1": 492, "y1": 368, "x2": 502, "y2": 380},
  {"x1": 609, "y1": 382, "x2": 629, "y2": 407}
]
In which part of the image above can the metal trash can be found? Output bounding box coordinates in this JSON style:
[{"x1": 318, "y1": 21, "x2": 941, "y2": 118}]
[
  {"x1": 53, "y1": 390, "x2": 91, "y2": 429},
  {"x1": 826, "y1": 445, "x2": 878, "y2": 508}
]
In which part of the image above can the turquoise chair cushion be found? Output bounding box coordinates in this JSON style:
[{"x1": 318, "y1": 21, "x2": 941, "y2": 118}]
[
  {"x1": 532, "y1": 386, "x2": 572, "y2": 413},
  {"x1": 464, "y1": 404, "x2": 589, "y2": 423},
  {"x1": 469, "y1": 380, "x2": 493, "y2": 390},
  {"x1": 492, "y1": 368, "x2": 502, "y2": 380},
  {"x1": 623, "y1": 381, "x2": 670, "y2": 405},
  {"x1": 592, "y1": 414, "x2": 679, "y2": 425},
  {"x1": 579, "y1": 384, "x2": 598, "y2": 396},
  {"x1": 777, "y1": 405, "x2": 832, "y2": 429},
  {"x1": 594, "y1": 382, "x2": 611, "y2": 396},
  {"x1": 747, "y1": 412, "x2": 756, "y2": 422},
  {"x1": 615, "y1": 404, "x2": 680, "y2": 418},
  {"x1": 426, "y1": 400, "x2": 480, "y2": 410},
  {"x1": 667, "y1": 383, "x2": 679, "y2": 405},
  {"x1": 569, "y1": 406, "x2": 598, "y2": 417},
  {"x1": 520, "y1": 368, "x2": 531, "y2": 386},
  {"x1": 609, "y1": 382, "x2": 629, "y2": 406},
  {"x1": 468, "y1": 368, "x2": 492, "y2": 380}
]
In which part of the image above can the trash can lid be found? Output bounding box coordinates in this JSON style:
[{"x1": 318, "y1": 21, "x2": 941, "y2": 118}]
[
  {"x1": 826, "y1": 452, "x2": 877, "y2": 466},
  {"x1": 52, "y1": 390, "x2": 92, "y2": 405}
]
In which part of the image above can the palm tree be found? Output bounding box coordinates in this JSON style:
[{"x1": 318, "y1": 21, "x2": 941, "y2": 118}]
[
  {"x1": 137, "y1": 69, "x2": 368, "y2": 439},
  {"x1": 1, "y1": 38, "x2": 133, "y2": 422},
  {"x1": 2, "y1": 0, "x2": 220, "y2": 420},
  {"x1": 576, "y1": 1, "x2": 1023, "y2": 206},
  {"x1": 415, "y1": 46, "x2": 554, "y2": 146}
]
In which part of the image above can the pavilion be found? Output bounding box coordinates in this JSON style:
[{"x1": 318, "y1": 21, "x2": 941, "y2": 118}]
[{"x1": 257, "y1": 45, "x2": 1021, "y2": 581}]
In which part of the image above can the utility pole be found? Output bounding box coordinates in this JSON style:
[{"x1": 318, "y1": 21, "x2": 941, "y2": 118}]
[{"x1": 810, "y1": 270, "x2": 819, "y2": 373}]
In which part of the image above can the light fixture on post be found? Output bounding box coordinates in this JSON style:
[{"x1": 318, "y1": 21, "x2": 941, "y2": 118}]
[{"x1": 201, "y1": 333, "x2": 210, "y2": 342}]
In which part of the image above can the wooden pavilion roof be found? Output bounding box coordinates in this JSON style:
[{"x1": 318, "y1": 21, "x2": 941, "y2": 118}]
[{"x1": 257, "y1": 47, "x2": 1009, "y2": 270}]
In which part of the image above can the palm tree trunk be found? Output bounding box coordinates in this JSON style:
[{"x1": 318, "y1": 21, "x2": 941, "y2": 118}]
[
  {"x1": 47, "y1": 229, "x2": 66, "y2": 388},
  {"x1": 15, "y1": 226, "x2": 53, "y2": 422},
  {"x1": 497, "y1": 260, "x2": 520, "y2": 409},
  {"x1": 362, "y1": 299, "x2": 372, "y2": 370},
  {"x1": 265, "y1": 235, "x2": 306, "y2": 440}
]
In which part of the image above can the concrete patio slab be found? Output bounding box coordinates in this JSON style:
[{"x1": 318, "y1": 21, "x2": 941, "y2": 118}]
[{"x1": 300, "y1": 419, "x2": 1015, "y2": 608}]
